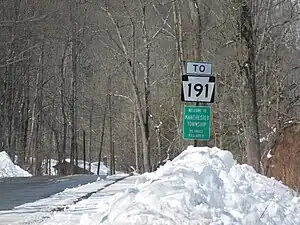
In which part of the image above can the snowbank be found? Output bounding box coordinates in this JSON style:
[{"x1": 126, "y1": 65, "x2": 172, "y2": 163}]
[
  {"x1": 91, "y1": 161, "x2": 109, "y2": 175},
  {"x1": 41, "y1": 158, "x2": 109, "y2": 176},
  {"x1": 92, "y1": 146, "x2": 300, "y2": 225},
  {"x1": 65, "y1": 159, "x2": 109, "y2": 175},
  {"x1": 0, "y1": 151, "x2": 32, "y2": 178},
  {"x1": 42, "y1": 158, "x2": 59, "y2": 175}
]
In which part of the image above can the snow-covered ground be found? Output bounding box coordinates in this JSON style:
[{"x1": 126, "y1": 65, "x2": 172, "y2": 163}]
[
  {"x1": 41, "y1": 159, "x2": 59, "y2": 175},
  {"x1": 41, "y1": 158, "x2": 109, "y2": 176},
  {"x1": 30, "y1": 176, "x2": 136, "y2": 225},
  {"x1": 74, "y1": 146, "x2": 300, "y2": 225},
  {"x1": 0, "y1": 150, "x2": 109, "y2": 177},
  {"x1": 0, "y1": 174, "x2": 130, "y2": 225},
  {"x1": 65, "y1": 159, "x2": 109, "y2": 175},
  {"x1": 2, "y1": 146, "x2": 300, "y2": 225},
  {"x1": 0, "y1": 151, "x2": 32, "y2": 178}
]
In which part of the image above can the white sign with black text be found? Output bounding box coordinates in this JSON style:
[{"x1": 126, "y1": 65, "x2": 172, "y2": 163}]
[
  {"x1": 181, "y1": 75, "x2": 215, "y2": 103},
  {"x1": 185, "y1": 61, "x2": 212, "y2": 75}
]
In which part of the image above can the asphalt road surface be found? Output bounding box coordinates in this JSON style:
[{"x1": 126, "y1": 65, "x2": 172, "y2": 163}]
[{"x1": 0, "y1": 175, "x2": 105, "y2": 210}]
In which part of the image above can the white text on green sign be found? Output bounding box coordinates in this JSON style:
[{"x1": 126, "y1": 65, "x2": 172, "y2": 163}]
[{"x1": 183, "y1": 106, "x2": 211, "y2": 140}]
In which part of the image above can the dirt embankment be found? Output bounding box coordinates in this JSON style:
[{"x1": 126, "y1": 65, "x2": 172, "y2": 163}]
[{"x1": 265, "y1": 122, "x2": 300, "y2": 191}]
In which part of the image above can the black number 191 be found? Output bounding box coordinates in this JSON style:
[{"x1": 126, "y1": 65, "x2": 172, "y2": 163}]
[{"x1": 188, "y1": 83, "x2": 209, "y2": 98}]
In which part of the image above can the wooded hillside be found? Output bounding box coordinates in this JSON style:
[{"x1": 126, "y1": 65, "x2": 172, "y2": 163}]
[{"x1": 0, "y1": 0, "x2": 299, "y2": 175}]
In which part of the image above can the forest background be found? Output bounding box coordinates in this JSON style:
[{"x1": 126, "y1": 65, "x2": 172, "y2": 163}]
[{"x1": 0, "y1": 0, "x2": 299, "y2": 177}]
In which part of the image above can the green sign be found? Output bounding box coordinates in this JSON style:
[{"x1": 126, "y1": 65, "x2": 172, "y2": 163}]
[{"x1": 183, "y1": 105, "x2": 211, "y2": 140}]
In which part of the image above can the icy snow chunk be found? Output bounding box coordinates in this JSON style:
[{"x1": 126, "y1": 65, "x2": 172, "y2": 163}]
[
  {"x1": 197, "y1": 165, "x2": 223, "y2": 190},
  {"x1": 242, "y1": 211, "x2": 260, "y2": 225}
]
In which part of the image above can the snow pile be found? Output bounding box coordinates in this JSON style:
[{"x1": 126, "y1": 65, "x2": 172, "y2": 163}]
[
  {"x1": 0, "y1": 151, "x2": 32, "y2": 178},
  {"x1": 90, "y1": 161, "x2": 109, "y2": 175},
  {"x1": 41, "y1": 159, "x2": 109, "y2": 176},
  {"x1": 93, "y1": 146, "x2": 300, "y2": 225},
  {"x1": 65, "y1": 159, "x2": 109, "y2": 175},
  {"x1": 42, "y1": 159, "x2": 59, "y2": 175},
  {"x1": 40, "y1": 158, "x2": 109, "y2": 175}
]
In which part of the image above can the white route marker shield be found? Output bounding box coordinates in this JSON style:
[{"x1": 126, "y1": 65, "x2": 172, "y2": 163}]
[{"x1": 181, "y1": 75, "x2": 215, "y2": 103}]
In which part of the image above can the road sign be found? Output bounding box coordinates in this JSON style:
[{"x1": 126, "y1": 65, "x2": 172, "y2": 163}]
[
  {"x1": 183, "y1": 105, "x2": 211, "y2": 140},
  {"x1": 181, "y1": 75, "x2": 215, "y2": 103},
  {"x1": 184, "y1": 61, "x2": 212, "y2": 75}
]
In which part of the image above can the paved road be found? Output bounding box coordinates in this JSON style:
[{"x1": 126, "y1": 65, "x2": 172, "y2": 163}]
[
  {"x1": 0, "y1": 175, "x2": 133, "y2": 225},
  {"x1": 0, "y1": 175, "x2": 105, "y2": 210}
]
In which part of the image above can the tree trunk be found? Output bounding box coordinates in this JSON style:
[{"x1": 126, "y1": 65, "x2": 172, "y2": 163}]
[
  {"x1": 35, "y1": 49, "x2": 45, "y2": 176},
  {"x1": 28, "y1": 55, "x2": 40, "y2": 174},
  {"x1": 172, "y1": 0, "x2": 184, "y2": 152},
  {"x1": 97, "y1": 94, "x2": 108, "y2": 175},
  {"x1": 189, "y1": 0, "x2": 208, "y2": 147},
  {"x1": 141, "y1": 5, "x2": 151, "y2": 173},
  {"x1": 133, "y1": 103, "x2": 139, "y2": 173},
  {"x1": 70, "y1": 1, "x2": 78, "y2": 174},
  {"x1": 239, "y1": 0, "x2": 261, "y2": 172},
  {"x1": 108, "y1": 76, "x2": 115, "y2": 175},
  {"x1": 60, "y1": 43, "x2": 68, "y2": 163},
  {"x1": 89, "y1": 103, "x2": 93, "y2": 173},
  {"x1": 83, "y1": 130, "x2": 86, "y2": 174},
  {"x1": 53, "y1": 129, "x2": 61, "y2": 163},
  {"x1": 21, "y1": 69, "x2": 30, "y2": 167}
]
